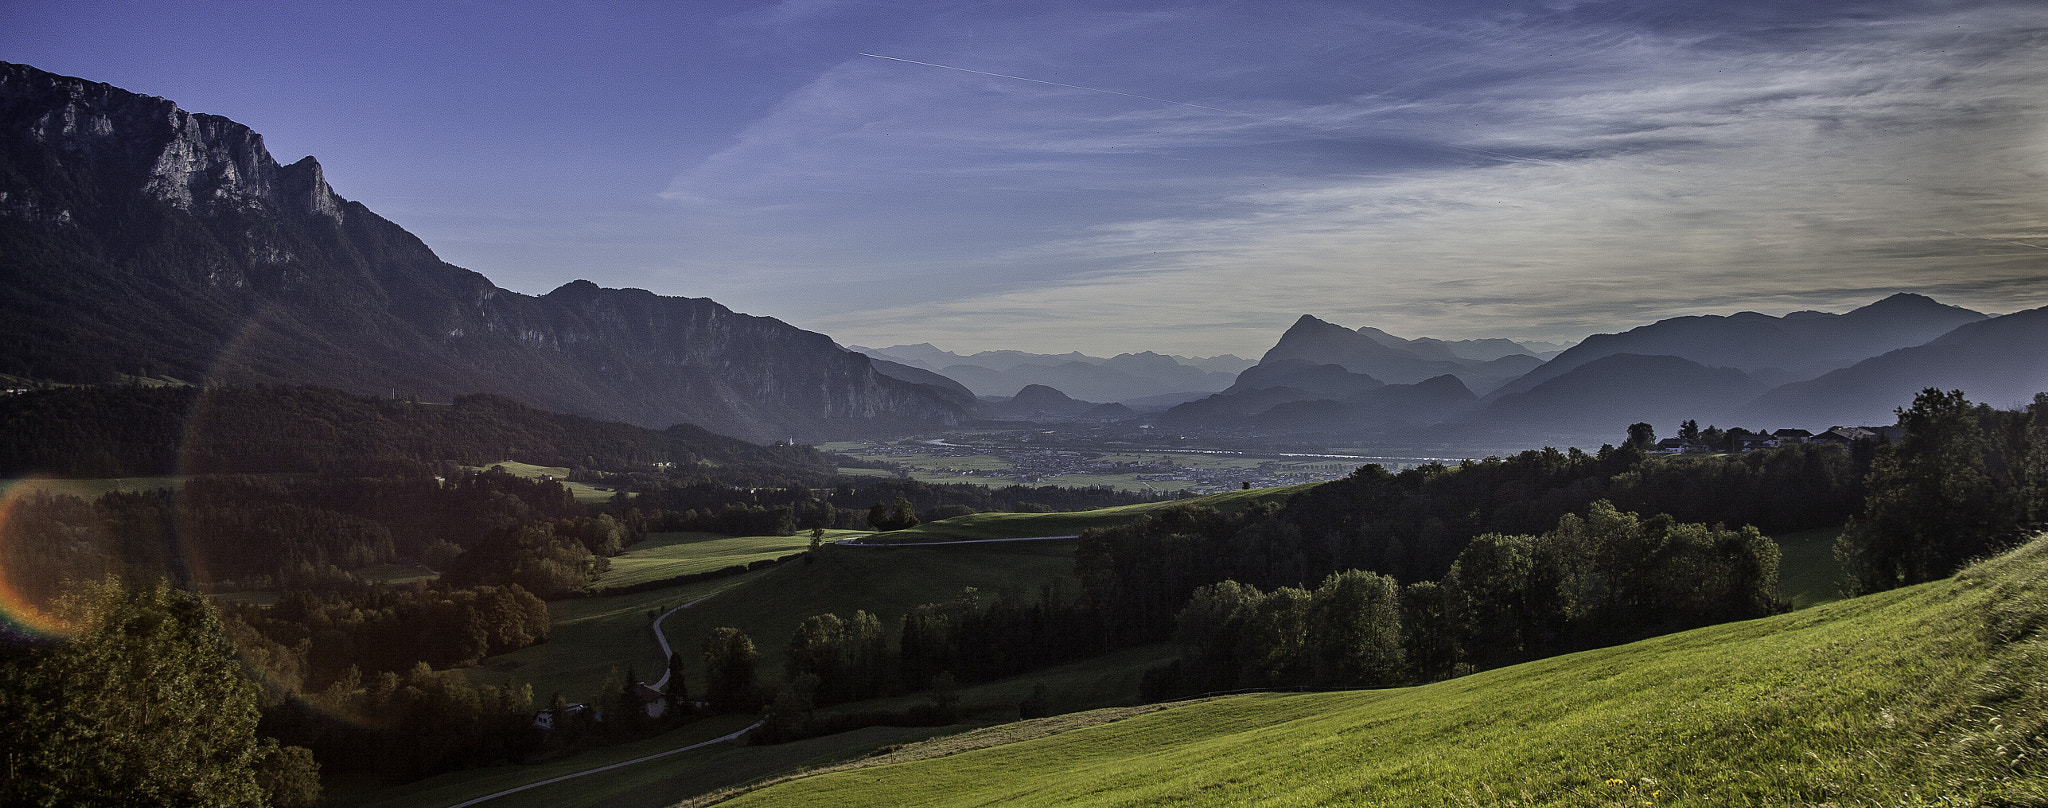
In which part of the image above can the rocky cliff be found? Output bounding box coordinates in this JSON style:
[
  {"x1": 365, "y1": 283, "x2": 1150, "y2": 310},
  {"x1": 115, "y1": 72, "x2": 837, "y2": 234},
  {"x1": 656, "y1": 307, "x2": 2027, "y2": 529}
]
[{"x1": 0, "y1": 61, "x2": 964, "y2": 441}]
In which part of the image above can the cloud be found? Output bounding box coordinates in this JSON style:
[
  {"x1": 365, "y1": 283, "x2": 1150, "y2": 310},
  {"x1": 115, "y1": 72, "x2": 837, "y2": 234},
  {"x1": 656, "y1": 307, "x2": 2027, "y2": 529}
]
[{"x1": 656, "y1": 1, "x2": 2048, "y2": 355}]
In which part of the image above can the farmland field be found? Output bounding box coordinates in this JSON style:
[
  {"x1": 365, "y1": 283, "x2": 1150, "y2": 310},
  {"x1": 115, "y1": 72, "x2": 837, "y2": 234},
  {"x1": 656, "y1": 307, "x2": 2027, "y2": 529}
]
[
  {"x1": 592, "y1": 530, "x2": 851, "y2": 591},
  {"x1": 464, "y1": 460, "x2": 622, "y2": 504}
]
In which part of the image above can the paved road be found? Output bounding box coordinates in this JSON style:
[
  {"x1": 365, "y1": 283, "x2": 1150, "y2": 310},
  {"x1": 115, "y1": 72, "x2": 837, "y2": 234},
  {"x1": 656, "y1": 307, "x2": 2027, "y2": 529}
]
[
  {"x1": 834, "y1": 534, "x2": 1080, "y2": 547},
  {"x1": 443, "y1": 720, "x2": 764, "y2": 808},
  {"x1": 649, "y1": 593, "x2": 720, "y2": 691}
]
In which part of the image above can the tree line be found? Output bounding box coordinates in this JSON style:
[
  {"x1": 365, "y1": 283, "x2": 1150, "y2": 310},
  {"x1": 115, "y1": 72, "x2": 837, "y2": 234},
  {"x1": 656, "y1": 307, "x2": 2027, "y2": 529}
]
[
  {"x1": 1839, "y1": 389, "x2": 2047, "y2": 591},
  {"x1": 0, "y1": 383, "x2": 835, "y2": 479}
]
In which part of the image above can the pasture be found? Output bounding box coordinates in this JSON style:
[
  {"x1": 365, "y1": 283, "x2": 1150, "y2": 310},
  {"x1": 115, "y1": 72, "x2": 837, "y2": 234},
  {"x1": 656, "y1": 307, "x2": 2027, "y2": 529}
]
[{"x1": 716, "y1": 535, "x2": 2048, "y2": 807}]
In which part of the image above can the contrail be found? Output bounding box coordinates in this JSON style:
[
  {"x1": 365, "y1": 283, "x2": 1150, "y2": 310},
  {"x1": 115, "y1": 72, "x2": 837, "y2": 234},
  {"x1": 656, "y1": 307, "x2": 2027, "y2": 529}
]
[{"x1": 859, "y1": 52, "x2": 1256, "y2": 117}]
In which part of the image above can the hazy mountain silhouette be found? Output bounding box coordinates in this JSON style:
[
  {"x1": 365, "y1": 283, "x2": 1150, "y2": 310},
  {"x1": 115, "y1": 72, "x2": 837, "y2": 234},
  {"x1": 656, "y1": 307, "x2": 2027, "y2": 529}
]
[
  {"x1": 1742, "y1": 305, "x2": 2048, "y2": 426},
  {"x1": 981, "y1": 384, "x2": 1132, "y2": 421},
  {"x1": 1461, "y1": 354, "x2": 1766, "y2": 447},
  {"x1": 853, "y1": 344, "x2": 1242, "y2": 402},
  {"x1": 1258, "y1": 315, "x2": 1541, "y2": 394},
  {"x1": 1487, "y1": 294, "x2": 1988, "y2": 401}
]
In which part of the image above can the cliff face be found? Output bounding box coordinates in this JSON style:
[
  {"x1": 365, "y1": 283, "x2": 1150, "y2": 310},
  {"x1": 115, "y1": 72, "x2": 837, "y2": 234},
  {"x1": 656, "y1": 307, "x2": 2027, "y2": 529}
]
[{"x1": 0, "y1": 62, "x2": 963, "y2": 441}]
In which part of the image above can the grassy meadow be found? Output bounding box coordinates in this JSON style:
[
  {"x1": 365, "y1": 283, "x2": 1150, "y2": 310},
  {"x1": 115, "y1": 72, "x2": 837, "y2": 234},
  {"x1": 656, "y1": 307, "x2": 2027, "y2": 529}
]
[
  {"x1": 462, "y1": 573, "x2": 763, "y2": 702},
  {"x1": 466, "y1": 460, "x2": 622, "y2": 504},
  {"x1": 8, "y1": 474, "x2": 187, "y2": 498},
  {"x1": 655, "y1": 538, "x2": 1082, "y2": 688},
  {"x1": 869, "y1": 483, "x2": 1315, "y2": 542},
  {"x1": 710, "y1": 535, "x2": 2048, "y2": 807},
  {"x1": 591, "y1": 530, "x2": 857, "y2": 592}
]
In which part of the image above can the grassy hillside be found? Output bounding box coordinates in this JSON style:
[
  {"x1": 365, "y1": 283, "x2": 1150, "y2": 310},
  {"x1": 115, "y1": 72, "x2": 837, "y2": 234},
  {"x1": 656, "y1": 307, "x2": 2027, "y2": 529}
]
[
  {"x1": 871, "y1": 483, "x2": 1316, "y2": 542},
  {"x1": 716, "y1": 535, "x2": 2048, "y2": 807},
  {"x1": 339, "y1": 646, "x2": 1177, "y2": 808}
]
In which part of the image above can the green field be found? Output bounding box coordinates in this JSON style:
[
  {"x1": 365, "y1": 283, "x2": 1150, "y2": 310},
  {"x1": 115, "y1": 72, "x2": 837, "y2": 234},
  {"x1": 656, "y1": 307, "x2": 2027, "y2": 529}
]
[
  {"x1": 326, "y1": 714, "x2": 765, "y2": 808},
  {"x1": 869, "y1": 484, "x2": 1316, "y2": 543},
  {"x1": 656, "y1": 539, "x2": 1082, "y2": 688},
  {"x1": 717, "y1": 535, "x2": 2048, "y2": 807},
  {"x1": 462, "y1": 573, "x2": 764, "y2": 703},
  {"x1": 592, "y1": 531, "x2": 858, "y2": 592},
  {"x1": 465, "y1": 461, "x2": 622, "y2": 504},
  {"x1": 1773, "y1": 525, "x2": 1849, "y2": 608},
  {"x1": 6, "y1": 475, "x2": 187, "y2": 498}
]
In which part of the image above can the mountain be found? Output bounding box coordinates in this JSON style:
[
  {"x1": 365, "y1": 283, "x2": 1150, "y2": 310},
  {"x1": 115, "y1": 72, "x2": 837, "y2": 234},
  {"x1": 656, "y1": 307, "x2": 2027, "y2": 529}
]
[
  {"x1": 1245, "y1": 374, "x2": 1478, "y2": 435},
  {"x1": 1357, "y1": 327, "x2": 1559, "y2": 362},
  {"x1": 981, "y1": 384, "x2": 1132, "y2": 421},
  {"x1": 867, "y1": 358, "x2": 980, "y2": 409},
  {"x1": 1226, "y1": 359, "x2": 1385, "y2": 400},
  {"x1": 1487, "y1": 294, "x2": 1989, "y2": 401},
  {"x1": 0, "y1": 62, "x2": 964, "y2": 442},
  {"x1": 1258, "y1": 316, "x2": 1536, "y2": 394},
  {"x1": 853, "y1": 344, "x2": 1241, "y2": 402},
  {"x1": 1462, "y1": 354, "x2": 1766, "y2": 447},
  {"x1": 1742, "y1": 305, "x2": 2048, "y2": 426}
]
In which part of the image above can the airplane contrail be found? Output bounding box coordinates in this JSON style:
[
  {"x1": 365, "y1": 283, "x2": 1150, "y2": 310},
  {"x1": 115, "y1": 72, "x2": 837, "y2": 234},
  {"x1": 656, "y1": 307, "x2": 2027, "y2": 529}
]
[{"x1": 858, "y1": 52, "x2": 1256, "y2": 117}]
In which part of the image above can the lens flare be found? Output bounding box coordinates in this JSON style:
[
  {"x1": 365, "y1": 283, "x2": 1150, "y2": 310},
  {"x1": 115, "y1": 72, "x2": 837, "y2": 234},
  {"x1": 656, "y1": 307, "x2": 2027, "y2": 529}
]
[{"x1": 0, "y1": 478, "x2": 82, "y2": 638}]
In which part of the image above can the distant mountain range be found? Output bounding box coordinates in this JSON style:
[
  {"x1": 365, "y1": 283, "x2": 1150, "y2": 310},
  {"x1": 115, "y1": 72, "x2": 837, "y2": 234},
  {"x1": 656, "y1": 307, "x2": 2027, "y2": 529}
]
[
  {"x1": 0, "y1": 61, "x2": 964, "y2": 442},
  {"x1": 6, "y1": 60, "x2": 2039, "y2": 455},
  {"x1": 852, "y1": 344, "x2": 1253, "y2": 404},
  {"x1": 1153, "y1": 298, "x2": 2042, "y2": 451}
]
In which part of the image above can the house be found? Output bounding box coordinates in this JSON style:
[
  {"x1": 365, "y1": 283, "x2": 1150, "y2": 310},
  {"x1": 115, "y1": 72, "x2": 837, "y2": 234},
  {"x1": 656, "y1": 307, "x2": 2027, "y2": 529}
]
[
  {"x1": 1772, "y1": 428, "x2": 1814, "y2": 444},
  {"x1": 1654, "y1": 437, "x2": 1694, "y2": 454},
  {"x1": 1815, "y1": 426, "x2": 1873, "y2": 446},
  {"x1": 531, "y1": 702, "x2": 588, "y2": 731},
  {"x1": 633, "y1": 682, "x2": 668, "y2": 719}
]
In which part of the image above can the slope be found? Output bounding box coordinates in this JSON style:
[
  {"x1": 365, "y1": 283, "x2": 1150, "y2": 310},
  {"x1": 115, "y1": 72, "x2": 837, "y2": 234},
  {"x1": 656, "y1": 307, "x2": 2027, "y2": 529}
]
[
  {"x1": 1743, "y1": 304, "x2": 2048, "y2": 426},
  {"x1": 1462, "y1": 353, "x2": 1764, "y2": 447},
  {"x1": 1489, "y1": 293, "x2": 1988, "y2": 400},
  {"x1": 719, "y1": 534, "x2": 2048, "y2": 807},
  {"x1": 0, "y1": 61, "x2": 962, "y2": 441}
]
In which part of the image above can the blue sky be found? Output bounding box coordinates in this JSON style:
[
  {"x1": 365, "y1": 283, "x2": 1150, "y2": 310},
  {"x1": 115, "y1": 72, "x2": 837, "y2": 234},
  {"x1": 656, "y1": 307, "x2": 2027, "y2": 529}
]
[{"x1": 6, "y1": 0, "x2": 2046, "y2": 356}]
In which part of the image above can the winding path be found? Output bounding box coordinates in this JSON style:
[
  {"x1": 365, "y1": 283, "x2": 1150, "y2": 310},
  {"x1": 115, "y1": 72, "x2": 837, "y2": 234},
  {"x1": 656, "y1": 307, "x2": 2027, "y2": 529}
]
[
  {"x1": 440, "y1": 534, "x2": 1068, "y2": 807},
  {"x1": 649, "y1": 593, "x2": 720, "y2": 691}
]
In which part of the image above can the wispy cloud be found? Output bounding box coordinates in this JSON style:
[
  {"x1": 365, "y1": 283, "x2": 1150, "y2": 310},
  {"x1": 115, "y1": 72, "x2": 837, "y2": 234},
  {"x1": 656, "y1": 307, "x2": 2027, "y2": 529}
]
[{"x1": 655, "y1": 1, "x2": 2048, "y2": 355}]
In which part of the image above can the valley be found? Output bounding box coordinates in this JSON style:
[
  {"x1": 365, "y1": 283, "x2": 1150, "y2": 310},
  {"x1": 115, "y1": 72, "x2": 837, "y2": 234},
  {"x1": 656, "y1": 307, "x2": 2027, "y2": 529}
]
[
  {"x1": 4, "y1": 19, "x2": 2047, "y2": 808},
  {"x1": 823, "y1": 435, "x2": 1452, "y2": 494}
]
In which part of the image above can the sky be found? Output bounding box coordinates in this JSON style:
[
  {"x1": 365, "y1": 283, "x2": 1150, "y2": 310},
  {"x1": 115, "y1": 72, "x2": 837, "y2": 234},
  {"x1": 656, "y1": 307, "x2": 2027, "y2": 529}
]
[{"x1": 5, "y1": 0, "x2": 2047, "y2": 357}]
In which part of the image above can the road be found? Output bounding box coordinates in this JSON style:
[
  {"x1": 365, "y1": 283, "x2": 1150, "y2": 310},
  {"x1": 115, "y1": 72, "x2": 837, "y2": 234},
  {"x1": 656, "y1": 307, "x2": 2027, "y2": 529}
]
[
  {"x1": 438, "y1": 532, "x2": 1070, "y2": 806},
  {"x1": 649, "y1": 592, "x2": 720, "y2": 690},
  {"x1": 834, "y1": 534, "x2": 1079, "y2": 547},
  {"x1": 443, "y1": 719, "x2": 764, "y2": 808}
]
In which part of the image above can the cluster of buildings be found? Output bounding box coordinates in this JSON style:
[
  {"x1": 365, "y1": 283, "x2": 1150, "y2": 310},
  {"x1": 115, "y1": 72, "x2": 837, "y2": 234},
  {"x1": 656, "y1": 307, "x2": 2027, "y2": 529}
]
[{"x1": 1652, "y1": 425, "x2": 1905, "y2": 454}]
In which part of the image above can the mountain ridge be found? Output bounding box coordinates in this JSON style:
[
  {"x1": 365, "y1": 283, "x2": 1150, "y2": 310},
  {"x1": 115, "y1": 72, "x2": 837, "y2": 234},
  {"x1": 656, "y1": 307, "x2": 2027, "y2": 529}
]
[{"x1": 0, "y1": 61, "x2": 964, "y2": 442}]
